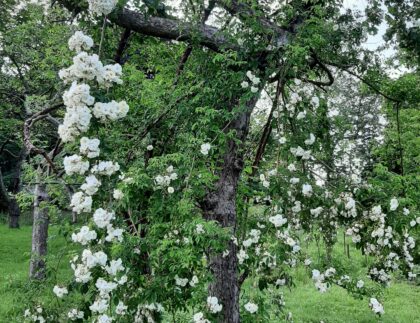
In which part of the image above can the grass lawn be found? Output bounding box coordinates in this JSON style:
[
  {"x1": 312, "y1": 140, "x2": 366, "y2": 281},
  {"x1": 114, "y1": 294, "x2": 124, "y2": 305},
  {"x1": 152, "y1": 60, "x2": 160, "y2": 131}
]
[
  {"x1": 0, "y1": 224, "x2": 419, "y2": 322},
  {"x1": 0, "y1": 225, "x2": 76, "y2": 322}
]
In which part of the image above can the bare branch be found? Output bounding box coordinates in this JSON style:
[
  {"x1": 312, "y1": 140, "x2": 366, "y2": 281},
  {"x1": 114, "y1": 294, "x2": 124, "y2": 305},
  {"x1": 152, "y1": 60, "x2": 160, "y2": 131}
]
[{"x1": 23, "y1": 103, "x2": 63, "y2": 172}]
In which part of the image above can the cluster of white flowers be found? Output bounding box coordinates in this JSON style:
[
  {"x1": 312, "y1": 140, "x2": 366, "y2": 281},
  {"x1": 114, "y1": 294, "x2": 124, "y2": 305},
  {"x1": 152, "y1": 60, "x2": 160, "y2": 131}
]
[
  {"x1": 290, "y1": 146, "x2": 311, "y2": 160},
  {"x1": 207, "y1": 296, "x2": 223, "y2": 313},
  {"x1": 304, "y1": 133, "x2": 316, "y2": 145},
  {"x1": 155, "y1": 165, "x2": 178, "y2": 193},
  {"x1": 80, "y1": 137, "x2": 100, "y2": 158},
  {"x1": 113, "y1": 189, "x2": 124, "y2": 200},
  {"x1": 241, "y1": 70, "x2": 260, "y2": 93},
  {"x1": 259, "y1": 173, "x2": 271, "y2": 188},
  {"x1": 97, "y1": 64, "x2": 124, "y2": 88},
  {"x1": 67, "y1": 309, "x2": 84, "y2": 320},
  {"x1": 70, "y1": 192, "x2": 93, "y2": 214},
  {"x1": 312, "y1": 268, "x2": 336, "y2": 293},
  {"x1": 24, "y1": 307, "x2": 45, "y2": 323},
  {"x1": 369, "y1": 267, "x2": 391, "y2": 285},
  {"x1": 63, "y1": 81, "x2": 95, "y2": 108},
  {"x1": 134, "y1": 303, "x2": 164, "y2": 322},
  {"x1": 389, "y1": 197, "x2": 399, "y2": 211},
  {"x1": 68, "y1": 31, "x2": 94, "y2": 53},
  {"x1": 91, "y1": 160, "x2": 120, "y2": 176},
  {"x1": 64, "y1": 154, "x2": 90, "y2": 176},
  {"x1": 195, "y1": 223, "x2": 205, "y2": 234},
  {"x1": 58, "y1": 29, "x2": 127, "y2": 144},
  {"x1": 93, "y1": 208, "x2": 116, "y2": 228},
  {"x1": 200, "y1": 142, "x2": 211, "y2": 155},
  {"x1": 93, "y1": 100, "x2": 129, "y2": 122},
  {"x1": 53, "y1": 285, "x2": 68, "y2": 298},
  {"x1": 88, "y1": 0, "x2": 118, "y2": 16},
  {"x1": 269, "y1": 214, "x2": 287, "y2": 227},
  {"x1": 72, "y1": 226, "x2": 97, "y2": 245},
  {"x1": 244, "y1": 302, "x2": 258, "y2": 314},
  {"x1": 193, "y1": 312, "x2": 210, "y2": 323},
  {"x1": 60, "y1": 53, "x2": 123, "y2": 90},
  {"x1": 310, "y1": 206, "x2": 323, "y2": 218},
  {"x1": 55, "y1": 24, "x2": 130, "y2": 322},
  {"x1": 339, "y1": 194, "x2": 357, "y2": 218},
  {"x1": 81, "y1": 175, "x2": 101, "y2": 195},
  {"x1": 369, "y1": 298, "x2": 384, "y2": 315},
  {"x1": 58, "y1": 106, "x2": 93, "y2": 142},
  {"x1": 302, "y1": 183, "x2": 313, "y2": 197}
]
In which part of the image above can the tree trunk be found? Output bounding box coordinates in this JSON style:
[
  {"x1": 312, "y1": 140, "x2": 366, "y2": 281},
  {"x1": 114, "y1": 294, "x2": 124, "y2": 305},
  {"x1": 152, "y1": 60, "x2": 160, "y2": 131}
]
[
  {"x1": 203, "y1": 96, "x2": 258, "y2": 323},
  {"x1": 8, "y1": 196, "x2": 20, "y2": 228},
  {"x1": 29, "y1": 179, "x2": 49, "y2": 280},
  {"x1": 5, "y1": 147, "x2": 26, "y2": 228},
  {"x1": 0, "y1": 167, "x2": 21, "y2": 228}
]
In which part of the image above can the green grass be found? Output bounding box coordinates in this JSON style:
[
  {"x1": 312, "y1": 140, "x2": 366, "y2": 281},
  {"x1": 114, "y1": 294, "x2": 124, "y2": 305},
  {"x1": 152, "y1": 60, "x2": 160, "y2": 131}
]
[
  {"x1": 0, "y1": 225, "x2": 419, "y2": 322},
  {"x1": 0, "y1": 225, "x2": 76, "y2": 321}
]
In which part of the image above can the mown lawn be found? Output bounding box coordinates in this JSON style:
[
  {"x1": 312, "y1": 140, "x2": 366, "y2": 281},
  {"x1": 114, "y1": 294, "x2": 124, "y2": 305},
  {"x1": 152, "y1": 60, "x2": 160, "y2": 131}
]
[
  {"x1": 0, "y1": 225, "x2": 419, "y2": 322},
  {"x1": 0, "y1": 225, "x2": 76, "y2": 322}
]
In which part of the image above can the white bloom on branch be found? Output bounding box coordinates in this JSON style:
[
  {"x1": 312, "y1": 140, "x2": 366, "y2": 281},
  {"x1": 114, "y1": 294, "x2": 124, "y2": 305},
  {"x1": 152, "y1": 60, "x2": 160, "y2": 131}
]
[
  {"x1": 105, "y1": 258, "x2": 124, "y2": 276},
  {"x1": 97, "y1": 63, "x2": 123, "y2": 88},
  {"x1": 193, "y1": 312, "x2": 210, "y2": 323},
  {"x1": 80, "y1": 137, "x2": 100, "y2": 158},
  {"x1": 390, "y1": 197, "x2": 399, "y2": 211},
  {"x1": 64, "y1": 155, "x2": 89, "y2": 176},
  {"x1": 304, "y1": 133, "x2": 316, "y2": 145},
  {"x1": 67, "y1": 309, "x2": 84, "y2": 320},
  {"x1": 58, "y1": 106, "x2": 92, "y2": 142},
  {"x1": 82, "y1": 249, "x2": 107, "y2": 268},
  {"x1": 90, "y1": 298, "x2": 109, "y2": 314},
  {"x1": 105, "y1": 224, "x2": 124, "y2": 242},
  {"x1": 251, "y1": 86, "x2": 259, "y2": 93},
  {"x1": 369, "y1": 298, "x2": 384, "y2": 315},
  {"x1": 207, "y1": 296, "x2": 223, "y2": 313},
  {"x1": 244, "y1": 302, "x2": 258, "y2": 314},
  {"x1": 62, "y1": 82, "x2": 95, "y2": 108},
  {"x1": 115, "y1": 301, "x2": 128, "y2": 315},
  {"x1": 93, "y1": 100, "x2": 129, "y2": 122},
  {"x1": 147, "y1": 145, "x2": 154, "y2": 151},
  {"x1": 96, "y1": 278, "x2": 118, "y2": 296},
  {"x1": 97, "y1": 314, "x2": 113, "y2": 323},
  {"x1": 302, "y1": 183, "x2": 313, "y2": 197},
  {"x1": 91, "y1": 161, "x2": 120, "y2": 176},
  {"x1": 200, "y1": 143, "x2": 211, "y2": 155},
  {"x1": 113, "y1": 189, "x2": 124, "y2": 200},
  {"x1": 72, "y1": 263, "x2": 92, "y2": 283},
  {"x1": 81, "y1": 175, "x2": 101, "y2": 195},
  {"x1": 175, "y1": 275, "x2": 189, "y2": 287},
  {"x1": 189, "y1": 275, "x2": 199, "y2": 287},
  {"x1": 53, "y1": 285, "x2": 68, "y2": 298},
  {"x1": 71, "y1": 226, "x2": 97, "y2": 245},
  {"x1": 70, "y1": 192, "x2": 92, "y2": 214},
  {"x1": 269, "y1": 214, "x2": 287, "y2": 227},
  {"x1": 88, "y1": 0, "x2": 118, "y2": 16},
  {"x1": 68, "y1": 31, "x2": 94, "y2": 53},
  {"x1": 93, "y1": 208, "x2": 115, "y2": 228},
  {"x1": 196, "y1": 224, "x2": 205, "y2": 234}
]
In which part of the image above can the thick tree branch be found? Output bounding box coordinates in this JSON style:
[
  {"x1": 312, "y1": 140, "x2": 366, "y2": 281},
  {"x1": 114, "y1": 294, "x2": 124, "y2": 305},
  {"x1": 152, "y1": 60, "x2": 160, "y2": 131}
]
[
  {"x1": 58, "y1": 1, "x2": 236, "y2": 52},
  {"x1": 114, "y1": 28, "x2": 132, "y2": 64}
]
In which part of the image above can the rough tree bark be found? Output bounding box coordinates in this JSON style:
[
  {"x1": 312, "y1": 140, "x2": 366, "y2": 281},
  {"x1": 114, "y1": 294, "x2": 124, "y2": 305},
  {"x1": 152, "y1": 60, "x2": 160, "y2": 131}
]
[
  {"x1": 203, "y1": 96, "x2": 258, "y2": 323},
  {"x1": 29, "y1": 172, "x2": 49, "y2": 280},
  {"x1": 8, "y1": 148, "x2": 27, "y2": 228}
]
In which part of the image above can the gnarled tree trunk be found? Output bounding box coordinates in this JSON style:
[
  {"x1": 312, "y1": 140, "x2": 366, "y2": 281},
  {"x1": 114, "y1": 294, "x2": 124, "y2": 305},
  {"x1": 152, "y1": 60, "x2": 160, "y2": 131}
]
[
  {"x1": 29, "y1": 177, "x2": 49, "y2": 280},
  {"x1": 203, "y1": 96, "x2": 258, "y2": 323}
]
